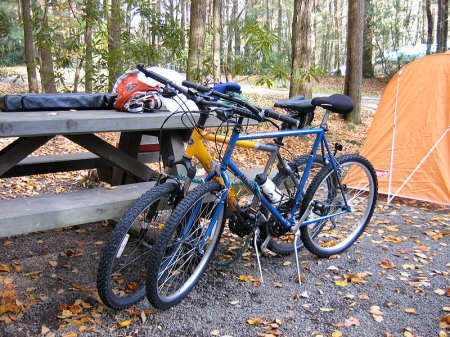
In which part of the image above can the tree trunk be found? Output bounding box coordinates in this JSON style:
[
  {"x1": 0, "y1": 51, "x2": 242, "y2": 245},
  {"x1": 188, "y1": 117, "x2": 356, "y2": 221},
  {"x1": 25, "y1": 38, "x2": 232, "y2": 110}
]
[
  {"x1": 84, "y1": 0, "x2": 94, "y2": 93},
  {"x1": 234, "y1": 0, "x2": 240, "y2": 57},
  {"x1": 278, "y1": 0, "x2": 282, "y2": 52},
  {"x1": 21, "y1": 0, "x2": 39, "y2": 93},
  {"x1": 426, "y1": 0, "x2": 433, "y2": 55},
  {"x1": 187, "y1": 0, "x2": 207, "y2": 82},
  {"x1": 180, "y1": 0, "x2": 186, "y2": 48},
  {"x1": 289, "y1": 0, "x2": 312, "y2": 98},
  {"x1": 362, "y1": 0, "x2": 374, "y2": 78},
  {"x1": 436, "y1": 0, "x2": 449, "y2": 53},
  {"x1": 34, "y1": 0, "x2": 56, "y2": 93},
  {"x1": 344, "y1": 0, "x2": 364, "y2": 124},
  {"x1": 107, "y1": 0, "x2": 122, "y2": 90},
  {"x1": 212, "y1": 0, "x2": 221, "y2": 83}
]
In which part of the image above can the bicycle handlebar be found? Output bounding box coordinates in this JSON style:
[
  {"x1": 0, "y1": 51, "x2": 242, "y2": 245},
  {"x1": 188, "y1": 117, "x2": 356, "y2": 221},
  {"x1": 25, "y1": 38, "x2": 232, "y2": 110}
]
[{"x1": 136, "y1": 63, "x2": 299, "y2": 127}]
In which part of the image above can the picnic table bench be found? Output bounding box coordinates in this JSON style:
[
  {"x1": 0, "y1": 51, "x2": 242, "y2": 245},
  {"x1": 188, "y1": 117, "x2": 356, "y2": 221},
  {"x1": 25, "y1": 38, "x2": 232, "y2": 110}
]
[{"x1": 0, "y1": 108, "x2": 227, "y2": 237}]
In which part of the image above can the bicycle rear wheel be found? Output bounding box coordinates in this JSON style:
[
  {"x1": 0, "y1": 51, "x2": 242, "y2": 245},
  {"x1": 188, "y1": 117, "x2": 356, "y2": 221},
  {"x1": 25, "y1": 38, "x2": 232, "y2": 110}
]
[
  {"x1": 146, "y1": 181, "x2": 225, "y2": 310},
  {"x1": 97, "y1": 182, "x2": 178, "y2": 309},
  {"x1": 300, "y1": 154, "x2": 377, "y2": 257},
  {"x1": 264, "y1": 155, "x2": 324, "y2": 255}
]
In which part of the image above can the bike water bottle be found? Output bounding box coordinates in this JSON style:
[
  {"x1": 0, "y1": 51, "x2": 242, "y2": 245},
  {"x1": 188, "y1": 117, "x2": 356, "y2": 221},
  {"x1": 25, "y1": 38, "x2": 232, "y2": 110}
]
[{"x1": 254, "y1": 173, "x2": 282, "y2": 203}]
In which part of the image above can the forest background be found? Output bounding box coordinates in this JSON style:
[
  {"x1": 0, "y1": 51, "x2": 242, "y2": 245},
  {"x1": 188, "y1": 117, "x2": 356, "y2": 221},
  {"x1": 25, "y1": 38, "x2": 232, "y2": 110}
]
[{"x1": 0, "y1": 0, "x2": 448, "y2": 123}]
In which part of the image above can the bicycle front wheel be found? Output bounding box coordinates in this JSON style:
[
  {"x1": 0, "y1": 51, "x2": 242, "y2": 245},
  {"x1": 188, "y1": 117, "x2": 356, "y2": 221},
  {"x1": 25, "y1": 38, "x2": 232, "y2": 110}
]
[
  {"x1": 97, "y1": 182, "x2": 178, "y2": 309},
  {"x1": 146, "y1": 181, "x2": 225, "y2": 310},
  {"x1": 300, "y1": 154, "x2": 377, "y2": 257}
]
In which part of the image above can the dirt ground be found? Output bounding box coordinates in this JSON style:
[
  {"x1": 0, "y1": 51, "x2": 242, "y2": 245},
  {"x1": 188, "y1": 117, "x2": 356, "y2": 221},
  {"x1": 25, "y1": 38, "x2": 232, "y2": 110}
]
[{"x1": 0, "y1": 197, "x2": 448, "y2": 337}]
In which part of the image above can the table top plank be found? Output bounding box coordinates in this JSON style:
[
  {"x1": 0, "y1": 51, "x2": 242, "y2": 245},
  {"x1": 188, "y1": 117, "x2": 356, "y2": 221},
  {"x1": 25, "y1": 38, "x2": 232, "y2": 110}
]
[{"x1": 0, "y1": 109, "x2": 225, "y2": 137}]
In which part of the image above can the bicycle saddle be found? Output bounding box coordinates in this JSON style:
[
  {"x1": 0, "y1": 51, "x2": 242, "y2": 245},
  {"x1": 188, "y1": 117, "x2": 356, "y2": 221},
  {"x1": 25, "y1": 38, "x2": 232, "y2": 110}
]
[
  {"x1": 274, "y1": 95, "x2": 314, "y2": 114},
  {"x1": 311, "y1": 94, "x2": 353, "y2": 114}
]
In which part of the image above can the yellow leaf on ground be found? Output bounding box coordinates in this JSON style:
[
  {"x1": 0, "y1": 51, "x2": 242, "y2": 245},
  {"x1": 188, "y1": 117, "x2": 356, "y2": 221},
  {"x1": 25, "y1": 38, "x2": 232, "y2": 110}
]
[
  {"x1": 61, "y1": 332, "x2": 77, "y2": 337},
  {"x1": 332, "y1": 330, "x2": 342, "y2": 337},
  {"x1": 380, "y1": 259, "x2": 396, "y2": 269},
  {"x1": 247, "y1": 317, "x2": 263, "y2": 325},
  {"x1": 405, "y1": 308, "x2": 415, "y2": 314},
  {"x1": 385, "y1": 226, "x2": 399, "y2": 231},
  {"x1": 320, "y1": 307, "x2": 333, "y2": 312},
  {"x1": 48, "y1": 261, "x2": 58, "y2": 267},
  {"x1": 0, "y1": 264, "x2": 10, "y2": 273},
  {"x1": 116, "y1": 319, "x2": 132, "y2": 328}
]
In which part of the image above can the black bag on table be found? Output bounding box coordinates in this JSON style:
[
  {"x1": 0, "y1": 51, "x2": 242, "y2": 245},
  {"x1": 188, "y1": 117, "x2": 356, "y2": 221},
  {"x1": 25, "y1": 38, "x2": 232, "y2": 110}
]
[{"x1": 0, "y1": 93, "x2": 117, "y2": 112}]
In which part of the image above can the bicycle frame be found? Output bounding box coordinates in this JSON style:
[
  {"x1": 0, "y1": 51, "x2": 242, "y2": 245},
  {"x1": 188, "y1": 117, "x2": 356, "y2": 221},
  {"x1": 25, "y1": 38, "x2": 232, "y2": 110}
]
[
  {"x1": 199, "y1": 121, "x2": 351, "y2": 246},
  {"x1": 183, "y1": 127, "x2": 292, "y2": 212}
]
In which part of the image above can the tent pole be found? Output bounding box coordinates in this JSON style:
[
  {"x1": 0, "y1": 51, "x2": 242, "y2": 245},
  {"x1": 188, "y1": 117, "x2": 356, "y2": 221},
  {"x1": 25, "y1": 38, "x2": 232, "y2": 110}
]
[{"x1": 388, "y1": 127, "x2": 450, "y2": 203}]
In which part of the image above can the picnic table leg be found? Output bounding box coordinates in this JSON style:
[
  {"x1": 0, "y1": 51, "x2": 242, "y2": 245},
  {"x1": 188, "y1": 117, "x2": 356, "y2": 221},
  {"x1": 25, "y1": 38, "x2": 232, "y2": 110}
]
[
  {"x1": 110, "y1": 132, "x2": 143, "y2": 185},
  {"x1": 158, "y1": 130, "x2": 188, "y2": 176},
  {"x1": 0, "y1": 136, "x2": 53, "y2": 177}
]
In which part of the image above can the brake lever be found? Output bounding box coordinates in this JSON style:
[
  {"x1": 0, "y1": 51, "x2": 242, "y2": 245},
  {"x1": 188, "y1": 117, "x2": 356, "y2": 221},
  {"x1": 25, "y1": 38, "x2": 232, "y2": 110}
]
[
  {"x1": 215, "y1": 108, "x2": 234, "y2": 122},
  {"x1": 162, "y1": 85, "x2": 177, "y2": 98}
]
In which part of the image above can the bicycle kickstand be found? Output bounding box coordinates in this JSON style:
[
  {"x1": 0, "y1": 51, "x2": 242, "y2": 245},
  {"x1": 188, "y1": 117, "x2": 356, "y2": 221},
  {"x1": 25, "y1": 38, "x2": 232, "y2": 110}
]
[
  {"x1": 254, "y1": 227, "x2": 264, "y2": 283},
  {"x1": 294, "y1": 229, "x2": 302, "y2": 286}
]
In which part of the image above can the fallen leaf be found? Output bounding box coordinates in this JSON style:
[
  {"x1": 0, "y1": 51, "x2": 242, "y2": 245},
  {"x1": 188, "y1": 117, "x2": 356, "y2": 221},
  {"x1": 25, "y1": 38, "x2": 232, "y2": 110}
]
[
  {"x1": 116, "y1": 319, "x2": 132, "y2": 328},
  {"x1": 0, "y1": 264, "x2": 10, "y2": 273},
  {"x1": 210, "y1": 330, "x2": 220, "y2": 336},
  {"x1": 48, "y1": 261, "x2": 58, "y2": 267},
  {"x1": 344, "y1": 317, "x2": 360, "y2": 327},
  {"x1": 247, "y1": 317, "x2": 263, "y2": 325},
  {"x1": 385, "y1": 226, "x2": 399, "y2": 231},
  {"x1": 61, "y1": 332, "x2": 77, "y2": 337},
  {"x1": 405, "y1": 308, "x2": 415, "y2": 314},
  {"x1": 41, "y1": 326, "x2": 50, "y2": 335},
  {"x1": 370, "y1": 305, "x2": 384, "y2": 323},
  {"x1": 332, "y1": 330, "x2": 342, "y2": 337},
  {"x1": 358, "y1": 294, "x2": 371, "y2": 300},
  {"x1": 273, "y1": 282, "x2": 283, "y2": 288},
  {"x1": 320, "y1": 307, "x2": 333, "y2": 312},
  {"x1": 435, "y1": 289, "x2": 446, "y2": 296},
  {"x1": 380, "y1": 259, "x2": 396, "y2": 269},
  {"x1": 335, "y1": 280, "x2": 348, "y2": 287}
]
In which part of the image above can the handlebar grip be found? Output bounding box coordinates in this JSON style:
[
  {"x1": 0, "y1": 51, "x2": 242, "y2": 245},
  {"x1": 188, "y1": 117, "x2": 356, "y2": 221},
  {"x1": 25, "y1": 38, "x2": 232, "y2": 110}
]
[
  {"x1": 233, "y1": 106, "x2": 263, "y2": 122},
  {"x1": 265, "y1": 108, "x2": 300, "y2": 127},
  {"x1": 136, "y1": 63, "x2": 170, "y2": 85},
  {"x1": 182, "y1": 80, "x2": 210, "y2": 93}
]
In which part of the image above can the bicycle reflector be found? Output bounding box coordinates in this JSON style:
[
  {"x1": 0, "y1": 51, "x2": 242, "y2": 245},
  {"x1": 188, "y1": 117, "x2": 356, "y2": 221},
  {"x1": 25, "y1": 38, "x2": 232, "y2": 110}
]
[{"x1": 113, "y1": 70, "x2": 162, "y2": 113}]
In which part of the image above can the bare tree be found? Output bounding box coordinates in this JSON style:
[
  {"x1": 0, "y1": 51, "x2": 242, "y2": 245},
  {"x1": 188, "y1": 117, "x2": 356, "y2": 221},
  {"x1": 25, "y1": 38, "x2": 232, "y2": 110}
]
[
  {"x1": 20, "y1": 0, "x2": 39, "y2": 93},
  {"x1": 289, "y1": 0, "x2": 312, "y2": 98},
  {"x1": 344, "y1": 0, "x2": 364, "y2": 124},
  {"x1": 187, "y1": 0, "x2": 207, "y2": 81}
]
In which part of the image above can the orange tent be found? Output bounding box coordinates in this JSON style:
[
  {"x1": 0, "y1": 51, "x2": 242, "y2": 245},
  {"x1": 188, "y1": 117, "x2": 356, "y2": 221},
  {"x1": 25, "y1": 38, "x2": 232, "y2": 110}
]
[{"x1": 359, "y1": 52, "x2": 450, "y2": 205}]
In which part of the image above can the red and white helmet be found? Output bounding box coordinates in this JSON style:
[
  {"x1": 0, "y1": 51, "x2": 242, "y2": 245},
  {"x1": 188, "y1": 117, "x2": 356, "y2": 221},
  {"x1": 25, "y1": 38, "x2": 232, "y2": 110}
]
[{"x1": 112, "y1": 70, "x2": 162, "y2": 113}]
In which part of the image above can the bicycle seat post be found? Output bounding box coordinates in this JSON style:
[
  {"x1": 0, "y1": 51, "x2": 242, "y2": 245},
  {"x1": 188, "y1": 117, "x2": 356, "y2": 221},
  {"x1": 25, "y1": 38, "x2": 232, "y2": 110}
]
[{"x1": 320, "y1": 110, "x2": 331, "y2": 128}]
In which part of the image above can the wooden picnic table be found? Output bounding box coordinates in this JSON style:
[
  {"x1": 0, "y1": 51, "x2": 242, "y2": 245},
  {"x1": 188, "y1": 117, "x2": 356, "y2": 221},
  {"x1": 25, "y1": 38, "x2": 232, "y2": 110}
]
[{"x1": 0, "y1": 108, "x2": 224, "y2": 237}]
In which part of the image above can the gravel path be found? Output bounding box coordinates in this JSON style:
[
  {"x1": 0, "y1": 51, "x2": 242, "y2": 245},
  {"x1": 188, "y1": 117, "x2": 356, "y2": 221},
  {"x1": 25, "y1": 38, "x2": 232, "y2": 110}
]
[{"x1": 0, "y1": 199, "x2": 448, "y2": 337}]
